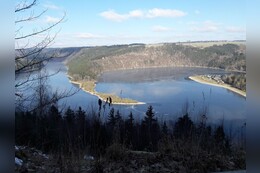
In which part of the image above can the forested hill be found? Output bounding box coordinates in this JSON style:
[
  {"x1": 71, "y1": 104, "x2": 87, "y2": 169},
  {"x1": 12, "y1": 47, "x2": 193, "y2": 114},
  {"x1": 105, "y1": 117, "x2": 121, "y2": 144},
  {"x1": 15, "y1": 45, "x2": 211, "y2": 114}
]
[{"x1": 61, "y1": 42, "x2": 245, "y2": 80}]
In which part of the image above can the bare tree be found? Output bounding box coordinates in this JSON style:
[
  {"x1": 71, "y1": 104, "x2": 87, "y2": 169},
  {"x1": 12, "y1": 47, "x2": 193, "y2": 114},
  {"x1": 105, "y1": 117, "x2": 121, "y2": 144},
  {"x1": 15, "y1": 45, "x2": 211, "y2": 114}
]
[
  {"x1": 15, "y1": 0, "x2": 64, "y2": 85},
  {"x1": 15, "y1": 0, "x2": 78, "y2": 112}
]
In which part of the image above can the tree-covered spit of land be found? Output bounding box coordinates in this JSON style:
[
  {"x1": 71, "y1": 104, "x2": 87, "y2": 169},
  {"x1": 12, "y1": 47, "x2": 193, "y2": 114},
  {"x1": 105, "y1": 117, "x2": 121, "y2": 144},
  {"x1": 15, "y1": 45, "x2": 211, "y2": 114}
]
[{"x1": 221, "y1": 73, "x2": 246, "y2": 91}]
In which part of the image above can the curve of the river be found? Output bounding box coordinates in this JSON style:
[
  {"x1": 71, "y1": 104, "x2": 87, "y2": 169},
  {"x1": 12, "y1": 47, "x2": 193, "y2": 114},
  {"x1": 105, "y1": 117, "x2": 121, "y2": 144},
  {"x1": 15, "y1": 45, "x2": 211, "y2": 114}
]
[{"x1": 23, "y1": 61, "x2": 245, "y2": 130}]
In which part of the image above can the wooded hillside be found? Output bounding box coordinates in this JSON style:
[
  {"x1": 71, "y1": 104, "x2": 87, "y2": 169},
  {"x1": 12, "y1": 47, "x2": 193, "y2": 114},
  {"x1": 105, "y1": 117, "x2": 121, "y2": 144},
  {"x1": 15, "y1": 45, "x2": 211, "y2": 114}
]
[{"x1": 65, "y1": 43, "x2": 246, "y2": 80}]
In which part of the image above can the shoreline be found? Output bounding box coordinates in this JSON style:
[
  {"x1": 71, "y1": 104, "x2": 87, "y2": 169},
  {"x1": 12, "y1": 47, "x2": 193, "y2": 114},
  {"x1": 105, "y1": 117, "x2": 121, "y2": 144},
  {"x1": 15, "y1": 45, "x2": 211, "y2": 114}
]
[
  {"x1": 189, "y1": 75, "x2": 246, "y2": 97},
  {"x1": 100, "y1": 65, "x2": 246, "y2": 74},
  {"x1": 68, "y1": 75, "x2": 145, "y2": 105}
]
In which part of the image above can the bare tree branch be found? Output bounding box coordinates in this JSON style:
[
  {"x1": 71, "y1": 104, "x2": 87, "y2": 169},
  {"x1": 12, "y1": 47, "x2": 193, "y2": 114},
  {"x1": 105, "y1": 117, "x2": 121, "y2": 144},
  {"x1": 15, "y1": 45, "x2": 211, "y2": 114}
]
[
  {"x1": 15, "y1": 0, "x2": 78, "y2": 113},
  {"x1": 15, "y1": 69, "x2": 60, "y2": 88},
  {"x1": 15, "y1": 14, "x2": 65, "y2": 40},
  {"x1": 15, "y1": 0, "x2": 37, "y2": 13},
  {"x1": 15, "y1": 33, "x2": 57, "y2": 74},
  {"x1": 15, "y1": 9, "x2": 47, "y2": 24}
]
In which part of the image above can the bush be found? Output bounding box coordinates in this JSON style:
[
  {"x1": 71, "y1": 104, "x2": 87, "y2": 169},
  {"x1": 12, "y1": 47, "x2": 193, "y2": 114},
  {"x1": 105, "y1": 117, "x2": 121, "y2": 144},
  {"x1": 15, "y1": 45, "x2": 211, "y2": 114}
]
[{"x1": 105, "y1": 143, "x2": 126, "y2": 161}]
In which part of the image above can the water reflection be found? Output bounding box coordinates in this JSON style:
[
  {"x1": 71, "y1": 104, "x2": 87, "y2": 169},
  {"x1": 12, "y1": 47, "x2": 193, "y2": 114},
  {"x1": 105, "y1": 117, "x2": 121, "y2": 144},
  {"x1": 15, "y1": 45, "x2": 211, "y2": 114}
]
[{"x1": 19, "y1": 61, "x2": 245, "y2": 130}]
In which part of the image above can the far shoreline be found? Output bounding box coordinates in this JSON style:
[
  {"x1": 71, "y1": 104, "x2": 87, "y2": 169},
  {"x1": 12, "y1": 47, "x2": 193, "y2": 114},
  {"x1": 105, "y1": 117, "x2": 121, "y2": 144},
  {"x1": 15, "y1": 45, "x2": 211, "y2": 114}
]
[{"x1": 189, "y1": 75, "x2": 246, "y2": 97}]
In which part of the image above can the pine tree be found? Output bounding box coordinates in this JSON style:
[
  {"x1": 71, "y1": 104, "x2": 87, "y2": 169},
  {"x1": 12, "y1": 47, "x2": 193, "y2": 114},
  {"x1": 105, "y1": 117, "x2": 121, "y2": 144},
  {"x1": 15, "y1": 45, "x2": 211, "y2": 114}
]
[
  {"x1": 162, "y1": 121, "x2": 168, "y2": 136},
  {"x1": 47, "y1": 105, "x2": 62, "y2": 150},
  {"x1": 63, "y1": 106, "x2": 76, "y2": 149},
  {"x1": 214, "y1": 125, "x2": 229, "y2": 153},
  {"x1": 115, "y1": 110, "x2": 122, "y2": 123},
  {"x1": 126, "y1": 111, "x2": 134, "y2": 129},
  {"x1": 76, "y1": 106, "x2": 85, "y2": 121},
  {"x1": 108, "y1": 108, "x2": 116, "y2": 127},
  {"x1": 144, "y1": 105, "x2": 156, "y2": 127},
  {"x1": 174, "y1": 113, "x2": 194, "y2": 139},
  {"x1": 214, "y1": 125, "x2": 225, "y2": 145},
  {"x1": 75, "y1": 106, "x2": 86, "y2": 147},
  {"x1": 125, "y1": 111, "x2": 134, "y2": 147},
  {"x1": 64, "y1": 107, "x2": 75, "y2": 124},
  {"x1": 142, "y1": 105, "x2": 159, "y2": 151},
  {"x1": 49, "y1": 105, "x2": 61, "y2": 122}
]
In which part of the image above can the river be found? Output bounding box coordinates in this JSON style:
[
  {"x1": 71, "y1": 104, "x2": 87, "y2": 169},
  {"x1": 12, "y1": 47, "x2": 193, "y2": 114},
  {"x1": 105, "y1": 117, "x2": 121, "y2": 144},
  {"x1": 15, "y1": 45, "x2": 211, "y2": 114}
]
[{"x1": 18, "y1": 60, "x2": 246, "y2": 130}]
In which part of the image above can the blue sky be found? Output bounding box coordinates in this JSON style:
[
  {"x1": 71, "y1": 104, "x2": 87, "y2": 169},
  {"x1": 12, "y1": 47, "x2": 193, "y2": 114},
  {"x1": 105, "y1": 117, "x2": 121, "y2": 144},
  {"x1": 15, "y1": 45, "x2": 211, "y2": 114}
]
[{"x1": 15, "y1": 0, "x2": 246, "y2": 48}]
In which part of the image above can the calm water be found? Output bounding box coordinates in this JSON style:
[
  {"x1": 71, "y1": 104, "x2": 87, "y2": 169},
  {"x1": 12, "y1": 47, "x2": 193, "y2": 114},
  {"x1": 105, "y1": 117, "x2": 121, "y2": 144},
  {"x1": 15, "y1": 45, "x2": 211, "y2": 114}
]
[
  {"x1": 19, "y1": 61, "x2": 246, "y2": 128},
  {"x1": 96, "y1": 68, "x2": 246, "y2": 124}
]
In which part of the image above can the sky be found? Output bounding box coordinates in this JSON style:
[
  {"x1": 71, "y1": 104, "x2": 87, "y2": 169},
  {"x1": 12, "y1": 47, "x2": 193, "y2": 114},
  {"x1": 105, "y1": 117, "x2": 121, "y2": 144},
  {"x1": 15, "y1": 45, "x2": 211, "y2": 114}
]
[{"x1": 15, "y1": 0, "x2": 246, "y2": 48}]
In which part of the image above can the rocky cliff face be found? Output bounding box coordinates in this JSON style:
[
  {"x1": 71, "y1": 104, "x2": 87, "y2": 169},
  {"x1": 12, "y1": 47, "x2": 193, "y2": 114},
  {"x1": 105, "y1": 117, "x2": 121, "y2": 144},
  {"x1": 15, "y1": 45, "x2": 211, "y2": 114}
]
[
  {"x1": 65, "y1": 42, "x2": 246, "y2": 80},
  {"x1": 94, "y1": 46, "x2": 195, "y2": 72}
]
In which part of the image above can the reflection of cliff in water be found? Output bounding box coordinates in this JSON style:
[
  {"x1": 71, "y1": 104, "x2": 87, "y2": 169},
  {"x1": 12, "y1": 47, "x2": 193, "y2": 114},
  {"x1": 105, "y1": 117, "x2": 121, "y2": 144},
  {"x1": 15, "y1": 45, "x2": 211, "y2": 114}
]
[{"x1": 98, "y1": 67, "x2": 237, "y2": 83}]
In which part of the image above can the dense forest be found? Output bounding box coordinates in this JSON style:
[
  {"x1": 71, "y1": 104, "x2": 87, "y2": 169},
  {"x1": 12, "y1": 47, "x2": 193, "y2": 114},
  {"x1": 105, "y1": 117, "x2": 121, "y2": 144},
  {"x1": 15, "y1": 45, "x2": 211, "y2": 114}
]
[
  {"x1": 66, "y1": 43, "x2": 246, "y2": 81},
  {"x1": 15, "y1": 104, "x2": 246, "y2": 172},
  {"x1": 221, "y1": 73, "x2": 246, "y2": 91}
]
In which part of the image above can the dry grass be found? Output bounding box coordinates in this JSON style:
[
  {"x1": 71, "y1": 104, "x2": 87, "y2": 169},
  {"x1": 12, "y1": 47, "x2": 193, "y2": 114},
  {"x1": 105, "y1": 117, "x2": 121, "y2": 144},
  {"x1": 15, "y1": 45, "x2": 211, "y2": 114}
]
[
  {"x1": 181, "y1": 41, "x2": 245, "y2": 48},
  {"x1": 72, "y1": 80, "x2": 144, "y2": 104}
]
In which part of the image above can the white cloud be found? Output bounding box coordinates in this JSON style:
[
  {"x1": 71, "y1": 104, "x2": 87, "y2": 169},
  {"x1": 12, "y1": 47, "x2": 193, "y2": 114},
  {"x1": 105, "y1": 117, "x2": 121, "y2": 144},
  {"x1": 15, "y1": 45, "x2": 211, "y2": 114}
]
[
  {"x1": 100, "y1": 10, "x2": 128, "y2": 22},
  {"x1": 226, "y1": 26, "x2": 246, "y2": 33},
  {"x1": 129, "y1": 10, "x2": 144, "y2": 18},
  {"x1": 45, "y1": 16, "x2": 60, "y2": 23},
  {"x1": 100, "y1": 8, "x2": 187, "y2": 22},
  {"x1": 146, "y1": 8, "x2": 187, "y2": 18},
  {"x1": 191, "y1": 21, "x2": 220, "y2": 32},
  {"x1": 152, "y1": 25, "x2": 172, "y2": 32}
]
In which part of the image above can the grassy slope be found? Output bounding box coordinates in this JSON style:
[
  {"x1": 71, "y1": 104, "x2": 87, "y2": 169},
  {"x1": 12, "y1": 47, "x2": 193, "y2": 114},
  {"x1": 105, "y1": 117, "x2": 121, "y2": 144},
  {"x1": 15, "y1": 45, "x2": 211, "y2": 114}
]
[{"x1": 181, "y1": 41, "x2": 245, "y2": 48}]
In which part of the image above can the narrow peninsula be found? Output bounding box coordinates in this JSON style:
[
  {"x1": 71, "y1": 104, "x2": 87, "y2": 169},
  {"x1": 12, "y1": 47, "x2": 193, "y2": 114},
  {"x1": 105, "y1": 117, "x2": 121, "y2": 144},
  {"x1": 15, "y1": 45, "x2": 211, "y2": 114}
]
[
  {"x1": 68, "y1": 76, "x2": 145, "y2": 105},
  {"x1": 189, "y1": 75, "x2": 246, "y2": 97}
]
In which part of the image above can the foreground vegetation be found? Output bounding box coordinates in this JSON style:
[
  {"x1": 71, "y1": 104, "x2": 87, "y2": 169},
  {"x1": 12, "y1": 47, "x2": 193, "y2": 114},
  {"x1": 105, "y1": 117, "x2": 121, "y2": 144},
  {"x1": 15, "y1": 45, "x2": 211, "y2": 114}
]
[{"x1": 15, "y1": 105, "x2": 246, "y2": 172}]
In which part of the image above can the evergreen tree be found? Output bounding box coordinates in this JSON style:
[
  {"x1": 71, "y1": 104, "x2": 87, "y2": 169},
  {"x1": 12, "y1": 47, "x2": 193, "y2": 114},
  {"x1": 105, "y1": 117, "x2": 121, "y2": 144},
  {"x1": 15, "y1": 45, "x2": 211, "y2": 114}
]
[
  {"x1": 213, "y1": 125, "x2": 231, "y2": 153},
  {"x1": 64, "y1": 106, "x2": 75, "y2": 124},
  {"x1": 142, "y1": 105, "x2": 159, "y2": 151},
  {"x1": 64, "y1": 106, "x2": 75, "y2": 149},
  {"x1": 125, "y1": 112, "x2": 134, "y2": 147},
  {"x1": 162, "y1": 121, "x2": 168, "y2": 136},
  {"x1": 108, "y1": 108, "x2": 116, "y2": 127},
  {"x1": 214, "y1": 125, "x2": 225, "y2": 145},
  {"x1": 115, "y1": 110, "x2": 122, "y2": 123},
  {"x1": 174, "y1": 113, "x2": 194, "y2": 139},
  {"x1": 126, "y1": 111, "x2": 134, "y2": 129},
  {"x1": 49, "y1": 105, "x2": 61, "y2": 122},
  {"x1": 47, "y1": 105, "x2": 62, "y2": 150},
  {"x1": 144, "y1": 105, "x2": 156, "y2": 127},
  {"x1": 75, "y1": 106, "x2": 86, "y2": 147},
  {"x1": 76, "y1": 106, "x2": 85, "y2": 121}
]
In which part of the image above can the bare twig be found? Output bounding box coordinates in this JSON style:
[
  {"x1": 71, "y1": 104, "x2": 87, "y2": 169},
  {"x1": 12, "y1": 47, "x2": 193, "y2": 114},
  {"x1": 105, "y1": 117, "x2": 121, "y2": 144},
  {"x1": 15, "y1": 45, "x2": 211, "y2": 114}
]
[{"x1": 15, "y1": 0, "x2": 37, "y2": 13}]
